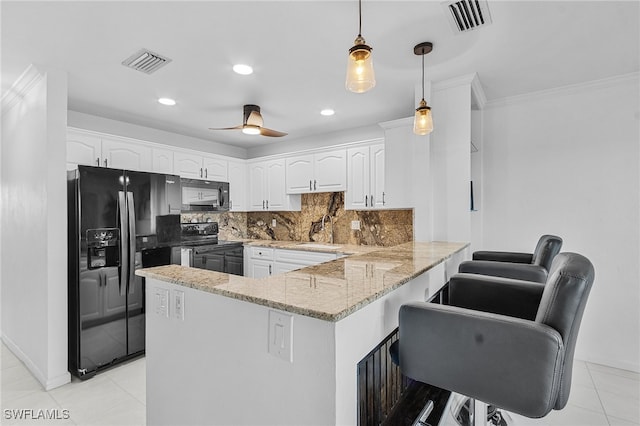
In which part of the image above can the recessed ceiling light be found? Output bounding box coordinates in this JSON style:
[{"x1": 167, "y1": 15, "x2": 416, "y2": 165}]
[
  {"x1": 320, "y1": 109, "x2": 335, "y2": 116},
  {"x1": 158, "y1": 97, "x2": 176, "y2": 106},
  {"x1": 233, "y1": 64, "x2": 253, "y2": 75}
]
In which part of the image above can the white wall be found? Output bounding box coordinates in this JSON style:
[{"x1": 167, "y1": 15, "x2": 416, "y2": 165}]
[
  {"x1": 430, "y1": 81, "x2": 472, "y2": 243},
  {"x1": 68, "y1": 110, "x2": 247, "y2": 159},
  {"x1": 481, "y1": 73, "x2": 640, "y2": 372},
  {"x1": 1, "y1": 65, "x2": 71, "y2": 389}
]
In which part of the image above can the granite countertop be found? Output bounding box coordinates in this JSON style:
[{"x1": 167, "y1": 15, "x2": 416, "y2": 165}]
[{"x1": 137, "y1": 241, "x2": 468, "y2": 322}]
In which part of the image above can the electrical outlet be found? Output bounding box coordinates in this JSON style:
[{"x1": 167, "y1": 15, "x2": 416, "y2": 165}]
[
  {"x1": 155, "y1": 288, "x2": 169, "y2": 318},
  {"x1": 173, "y1": 289, "x2": 185, "y2": 321},
  {"x1": 271, "y1": 218, "x2": 277, "y2": 227},
  {"x1": 351, "y1": 220, "x2": 361, "y2": 230}
]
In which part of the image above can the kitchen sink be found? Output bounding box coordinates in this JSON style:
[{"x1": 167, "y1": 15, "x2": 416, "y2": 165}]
[{"x1": 298, "y1": 243, "x2": 341, "y2": 250}]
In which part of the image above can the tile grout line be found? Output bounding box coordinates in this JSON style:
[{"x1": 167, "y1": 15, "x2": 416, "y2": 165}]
[
  {"x1": 586, "y1": 362, "x2": 616, "y2": 426},
  {"x1": 106, "y1": 374, "x2": 147, "y2": 407}
]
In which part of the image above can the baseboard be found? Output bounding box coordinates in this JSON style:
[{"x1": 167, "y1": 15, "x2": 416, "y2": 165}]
[{"x1": 1, "y1": 334, "x2": 71, "y2": 390}]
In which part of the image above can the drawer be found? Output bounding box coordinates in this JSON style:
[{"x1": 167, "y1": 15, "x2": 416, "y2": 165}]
[
  {"x1": 274, "y1": 249, "x2": 336, "y2": 266},
  {"x1": 249, "y1": 246, "x2": 274, "y2": 261}
]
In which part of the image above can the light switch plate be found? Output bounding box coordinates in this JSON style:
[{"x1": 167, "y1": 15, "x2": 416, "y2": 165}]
[
  {"x1": 268, "y1": 310, "x2": 293, "y2": 363},
  {"x1": 271, "y1": 218, "x2": 277, "y2": 227},
  {"x1": 351, "y1": 220, "x2": 361, "y2": 230},
  {"x1": 172, "y1": 289, "x2": 185, "y2": 321},
  {"x1": 155, "y1": 288, "x2": 169, "y2": 318}
]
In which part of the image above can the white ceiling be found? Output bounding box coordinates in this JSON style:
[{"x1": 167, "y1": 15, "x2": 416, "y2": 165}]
[{"x1": 2, "y1": 1, "x2": 638, "y2": 149}]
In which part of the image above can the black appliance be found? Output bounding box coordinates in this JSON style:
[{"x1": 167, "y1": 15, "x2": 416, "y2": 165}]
[
  {"x1": 181, "y1": 222, "x2": 243, "y2": 276},
  {"x1": 67, "y1": 165, "x2": 181, "y2": 379},
  {"x1": 180, "y1": 178, "x2": 229, "y2": 212}
]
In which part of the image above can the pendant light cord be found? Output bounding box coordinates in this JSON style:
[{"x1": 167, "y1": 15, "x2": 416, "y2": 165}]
[
  {"x1": 421, "y1": 50, "x2": 425, "y2": 100},
  {"x1": 358, "y1": 0, "x2": 362, "y2": 36}
]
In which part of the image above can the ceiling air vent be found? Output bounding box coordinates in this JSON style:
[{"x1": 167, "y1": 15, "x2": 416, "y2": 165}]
[
  {"x1": 442, "y1": 0, "x2": 492, "y2": 33},
  {"x1": 122, "y1": 48, "x2": 172, "y2": 74}
]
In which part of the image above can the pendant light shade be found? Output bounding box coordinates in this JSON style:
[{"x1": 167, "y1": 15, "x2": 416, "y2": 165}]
[
  {"x1": 414, "y1": 99, "x2": 433, "y2": 135},
  {"x1": 413, "y1": 42, "x2": 434, "y2": 135},
  {"x1": 346, "y1": 0, "x2": 375, "y2": 93}
]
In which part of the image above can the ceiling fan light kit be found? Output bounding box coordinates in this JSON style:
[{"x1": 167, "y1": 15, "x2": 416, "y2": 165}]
[
  {"x1": 346, "y1": 0, "x2": 375, "y2": 93},
  {"x1": 413, "y1": 41, "x2": 434, "y2": 136},
  {"x1": 209, "y1": 104, "x2": 288, "y2": 137}
]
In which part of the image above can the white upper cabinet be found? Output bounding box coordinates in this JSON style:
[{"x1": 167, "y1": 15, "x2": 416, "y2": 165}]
[
  {"x1": 67, "y1": 131, "x2": 101, "y2": 169},
  {"x1": 151, "y1": 148, "x2": 174, "y2": 174},
  {"x1": 346, "y1": 143, "x2": 386, "y2": 210},
  {"x1": 67, "y1": 129, "x2": 152, "y2": 172},
  {"x1": 174, "y1": 152, "x2": 228, "y2": 181},
  {"x1": 248, "y1": 159, "x2": 300, "y2": 211},
  {"x1": 202, "y1": 156, "x2": 228, "y2": 181},
  {"x1": 228, "y1": 160, "x2": 247, "y2": 212},
  {"x1": 101, "y1": 137, "x2": 152, "y2": 172},
  {"x1": 285, "y1": 154, "x2": 314, "y2": 193},
  {"x1": 285, "y1": 149, "x2": 346, "y2": 194}
]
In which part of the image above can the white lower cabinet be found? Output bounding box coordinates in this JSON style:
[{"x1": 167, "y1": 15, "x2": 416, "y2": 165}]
[{"x1": 245, "y1": 247, "x2": 337, "y2": 278}]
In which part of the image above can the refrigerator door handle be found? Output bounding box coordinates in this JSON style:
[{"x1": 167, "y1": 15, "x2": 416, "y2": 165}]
[
  {"x1": 127, "y1": 191, "x2": 136, "y2": 295},
  {"x1": 118, "y1": 191, "x2": 128, "y2": 297}
]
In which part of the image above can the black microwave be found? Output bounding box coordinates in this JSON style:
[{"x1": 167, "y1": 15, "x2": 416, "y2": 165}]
[{"x1": 180, "y1": 178, "x2": 230, "y2": 212}]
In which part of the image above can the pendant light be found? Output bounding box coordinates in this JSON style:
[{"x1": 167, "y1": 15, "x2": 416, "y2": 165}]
[
  {"x1": 346, "y1": 0, "x2": 375, "y2": 93},
  {"x1": 413, "y1": 42, "x2": 434, "y2": 135}
]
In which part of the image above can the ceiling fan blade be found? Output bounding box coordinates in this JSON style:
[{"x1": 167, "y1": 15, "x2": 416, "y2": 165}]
[
  {"x1": 260, "y1": 127, "x2": 288, "y2": 137},
  {"x1": 246, "y1": 110, "x2": 263, "y2": 127},
  {"x1": 208, "y1": 125, "x2": 243, "y2": 131}
]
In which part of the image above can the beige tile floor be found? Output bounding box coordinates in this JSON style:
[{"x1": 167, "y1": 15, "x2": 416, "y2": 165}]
[{"x1": 1, "y1": 342, "x2": 639, "y2": 425}]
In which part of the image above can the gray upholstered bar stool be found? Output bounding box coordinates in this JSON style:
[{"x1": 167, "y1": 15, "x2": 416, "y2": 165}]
[
  {"x1": 391, "y1": 252, "x2": 594, "y2": 426},
  {"x1": 458, "y1": 234, "x2": 563, "y2": 283}
]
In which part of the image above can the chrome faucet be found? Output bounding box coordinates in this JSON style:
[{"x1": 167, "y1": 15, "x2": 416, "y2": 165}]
[{"x1": 321, "y1": 214, "x2": 334, "y2": 244}]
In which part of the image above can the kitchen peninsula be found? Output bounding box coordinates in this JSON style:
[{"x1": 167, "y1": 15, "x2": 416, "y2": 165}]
[{"x1": 138, "y1": 240, "x2": 468, "y2": 426}]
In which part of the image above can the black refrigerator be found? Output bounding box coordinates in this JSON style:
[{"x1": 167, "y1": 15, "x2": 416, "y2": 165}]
[{"x1": 67, "y1": 165, "x2": 181, "y2": 378}]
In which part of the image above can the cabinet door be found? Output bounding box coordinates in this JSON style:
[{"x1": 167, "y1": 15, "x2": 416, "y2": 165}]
[
  {"x1": 103, "y1": 267, "x2": 126, "y2": 317},
  {"x1": 370, "y1": 144, "x2": 386, "y2": 208},
  {"x1": 228, "y1": 161, "x2": 247, "y2": 211},
  {"x1": 248, "y1": 162, "x2": 267, "y2": 211},
  {"x1": 273, "y1": 261, "x2": 303, "y2": 274},
  {"x1": 285, "y1": 154, "x2": 314, "y2": 194},
  {"x1": 346, "y1": 146, "x2": 370, "y2": 209},
  {"x1": 266, "y1": 159, "x2": 286, "y2": 210},
  {"x1": 152, "y1": 148, "x2": 174, "y2": 174},
  {"x1": 79, "y1": 269, "x2": 103, "y2": 323},
  {"x1": 101, "y1": 138, "x2": 152, "y2": 172},
  {"x1": 174, "y1": 152, "x2": 204, "y2": 179},
  {"x1": 203, "y1": 156, "x2": 228, "y2": 181},
  {"x1": 314, "y1": 150, "x2": 347, "y2": 192},
  {"x1": 251, "y1": 259, "x2": 272, "y2": 278},
  {"x1": 68, "y1": 131, "x2": 102, "y2": 168}
]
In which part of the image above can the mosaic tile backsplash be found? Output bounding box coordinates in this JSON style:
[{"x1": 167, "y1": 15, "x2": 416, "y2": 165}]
[{"x1": 182, "y1": 192, "x2": 413, "y2": 247}]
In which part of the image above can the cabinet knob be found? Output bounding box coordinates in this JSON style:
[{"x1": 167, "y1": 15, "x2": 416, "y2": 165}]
[
  {"x1": 310, "y1": 180, "x2": 312, "y2": 191},
  {"x1": 205, "y1": 168, "x2": 208, "y2": 179},
  {"x1": 382, "y1": 192, "x2": 385, "y2": 206},
  {"x1": 104, "y1": 158, "x2": 108, "y2": 167},
  {"x1": 365, "y1": 195, "x2": 368, "y2": 207},
  {"x1": 200, "y1": 168, "x2": 203, "y2": 178},
  {"x1": 96, "y1": 158, "x2": 100, "y2": 166}
]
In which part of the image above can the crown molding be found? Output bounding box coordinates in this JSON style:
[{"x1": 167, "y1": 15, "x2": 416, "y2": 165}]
[
  {"x1": 485, "y1": 72, "x2": 640, "y2": 109},
  {"x1": 1, "y1": 64, "x2": 45, "y2": 114}
]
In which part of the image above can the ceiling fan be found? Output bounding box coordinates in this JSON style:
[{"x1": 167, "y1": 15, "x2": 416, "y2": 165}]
[{"x1": 209, "y1": 104, "x2": 288, "y2": 137}]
